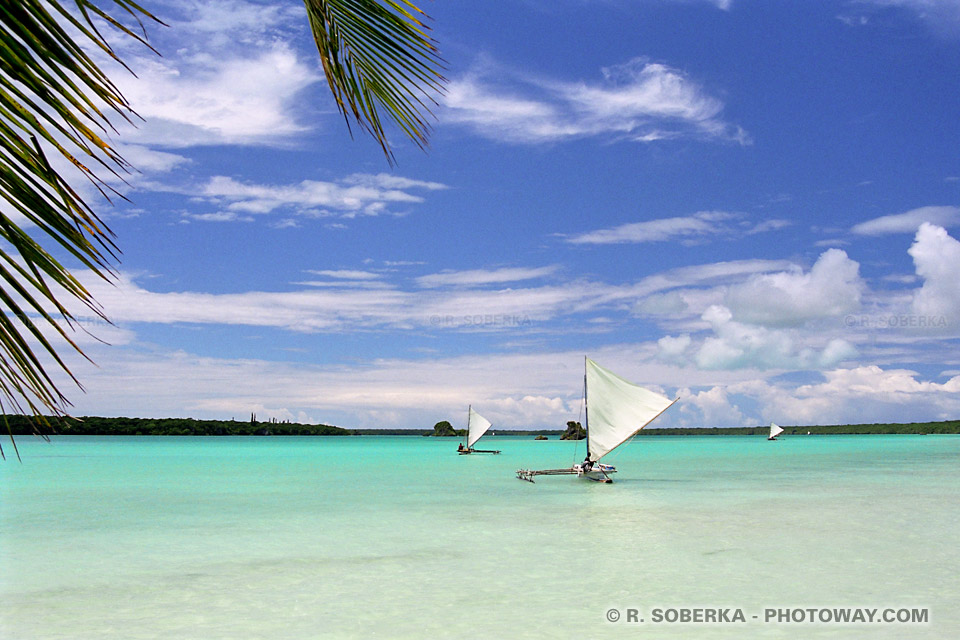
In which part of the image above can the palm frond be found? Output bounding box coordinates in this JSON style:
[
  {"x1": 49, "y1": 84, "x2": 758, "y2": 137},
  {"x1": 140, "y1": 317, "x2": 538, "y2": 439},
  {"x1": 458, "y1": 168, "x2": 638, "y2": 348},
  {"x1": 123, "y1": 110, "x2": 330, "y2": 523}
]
[
  {"x1": 0, "y1": 0, "x2": 160, "y2": 454},
  {"x1": 304, "y1": 0, "x2": 446, "y2": 163}
]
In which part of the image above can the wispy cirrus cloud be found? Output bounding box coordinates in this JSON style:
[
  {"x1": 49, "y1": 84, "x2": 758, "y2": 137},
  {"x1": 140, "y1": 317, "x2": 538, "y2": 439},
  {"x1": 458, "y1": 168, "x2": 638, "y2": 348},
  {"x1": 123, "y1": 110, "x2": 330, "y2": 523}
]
[
  {"x1": 841, "y1": 0, "x2": 960, "y2": 37},
  {"x1": 416, "y1": 266, "x2": 559, "y2": 288},
  {"x1": 564, "y1": 211, "x2": 736, "y2": 245},
  {"x1": 443, "y1": 58, "x2": 749, "y2": 146},
  {"x1": 306, "y1": 270, "x2": 383, "y2": 280},
  {"x1": 184, "y1": 211, "x2": 254, "y2": 223},
  {"x1": 57, "y1": 257, "x2": 798, "y2": 340},
  {"x1": 165, "y1": 173, "x2": 448, "y2": 218},
  {"x1": 563, "y1": 211, "x2": 787, "y2": 245},
  {"x1": 851, "y1": 205, "x2": 960, "y2": 235}
]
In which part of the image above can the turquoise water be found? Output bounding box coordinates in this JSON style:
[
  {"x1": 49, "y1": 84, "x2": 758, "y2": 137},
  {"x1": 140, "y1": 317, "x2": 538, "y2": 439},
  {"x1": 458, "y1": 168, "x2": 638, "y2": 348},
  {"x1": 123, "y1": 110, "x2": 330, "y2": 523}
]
[{"x1": 1, "y1": 435, "x2": 957, "y2": 638}]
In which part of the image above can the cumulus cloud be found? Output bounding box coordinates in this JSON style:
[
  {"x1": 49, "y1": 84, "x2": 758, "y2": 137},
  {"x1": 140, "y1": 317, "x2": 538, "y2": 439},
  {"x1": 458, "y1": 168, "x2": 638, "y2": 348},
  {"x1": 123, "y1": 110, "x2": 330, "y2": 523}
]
[
  {"x1": 758, "y1": 365, "x2": 960, "y2": 424},
  {"x1": 724, "y1": 249, "x2": 863, "y2": 326},
  {"x1": 908, "y1": 223, "x2": 960, "y2": 325},
  {"x1": 694, "y1": 304, "x2": 858, "y2": 370},
  {"x1": 100, "y1": 0, "x2": 320, "y2": 148},
  {"x1": 851, "y1": 205, "x2": 960, "y2": 235},
  {"x1": 677, "y1": 386, "x2": 746, "y2": 427},
  {"x1": 631, "y1": 259, "x2": 795, "y2": 320},
  {"x1": 53, "y1": 326, "x2": 960, "y2": 430},
  {"x1": 443, "y1": 58, "x2": 748, "y2": 146},
  {"x1": 114, "y1": 44, "x2": 318, "y2": 148},
  {"x1": 657, "y1": 334, "x2": 692, "y2": 363}
]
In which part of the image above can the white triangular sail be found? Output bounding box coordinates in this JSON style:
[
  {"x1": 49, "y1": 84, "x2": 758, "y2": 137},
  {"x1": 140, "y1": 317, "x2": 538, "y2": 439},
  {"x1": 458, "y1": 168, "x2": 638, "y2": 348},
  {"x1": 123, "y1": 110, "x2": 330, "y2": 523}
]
[
  {"x1": 585, "y1": 359, "x2": 675, "y2": 462},
  {"x1": 467, "y1": 407, "x2": 493, "y2": 448},
  {"x1": 769, "y1": 422, "x2": 784, "y2": 440}
]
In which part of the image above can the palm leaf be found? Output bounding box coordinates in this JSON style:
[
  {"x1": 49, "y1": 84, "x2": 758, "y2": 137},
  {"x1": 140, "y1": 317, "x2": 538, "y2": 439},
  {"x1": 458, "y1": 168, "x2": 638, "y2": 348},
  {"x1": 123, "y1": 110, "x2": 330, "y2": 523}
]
[
  {"x1": 304, "y1": 0, "x2": 446, "y2": 163},
  {"x1": 0, "y1": 0, "x2": 444, "y2": 459},
  {"x1": 0, "y1": 0, "x2": 161, "y2": 457}
]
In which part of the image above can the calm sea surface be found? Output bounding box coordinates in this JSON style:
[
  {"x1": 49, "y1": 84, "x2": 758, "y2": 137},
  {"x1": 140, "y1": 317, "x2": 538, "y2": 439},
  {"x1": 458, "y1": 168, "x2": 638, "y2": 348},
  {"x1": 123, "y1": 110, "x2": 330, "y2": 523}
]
[{"x1": 1, "y1": 434, "x2": 957, "y2": 639}]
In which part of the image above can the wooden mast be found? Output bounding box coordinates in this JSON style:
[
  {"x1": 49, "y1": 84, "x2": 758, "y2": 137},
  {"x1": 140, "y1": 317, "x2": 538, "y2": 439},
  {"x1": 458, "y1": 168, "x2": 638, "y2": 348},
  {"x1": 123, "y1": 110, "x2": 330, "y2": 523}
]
[{"x1": 583, "y1": 355, "x2": 590, "y2": 462}]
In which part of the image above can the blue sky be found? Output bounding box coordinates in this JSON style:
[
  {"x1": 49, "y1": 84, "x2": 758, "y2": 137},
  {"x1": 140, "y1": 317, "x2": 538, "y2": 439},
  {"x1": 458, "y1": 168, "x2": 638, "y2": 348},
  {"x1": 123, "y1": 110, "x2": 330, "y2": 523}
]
[{"x1": 40, "y1": 0, "x2": 960, "y2": 429}]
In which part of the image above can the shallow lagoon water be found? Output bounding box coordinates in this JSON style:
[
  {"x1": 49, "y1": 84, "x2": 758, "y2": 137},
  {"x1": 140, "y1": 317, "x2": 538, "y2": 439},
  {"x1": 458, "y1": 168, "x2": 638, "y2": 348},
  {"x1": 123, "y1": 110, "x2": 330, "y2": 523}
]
[{"x1": 1, "y1": 434, "x2": 957, "y2": 638}]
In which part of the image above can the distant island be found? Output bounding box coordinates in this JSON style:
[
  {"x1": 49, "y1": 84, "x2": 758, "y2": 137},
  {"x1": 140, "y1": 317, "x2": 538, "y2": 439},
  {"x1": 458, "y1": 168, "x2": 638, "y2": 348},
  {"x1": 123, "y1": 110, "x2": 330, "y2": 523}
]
[
  {"x1": 559, "y1": 421, "x2": 585, "y2": 440},
  {"x1": 3, "y1": 416, "x2": 958, "y2": 436},
  {"x1": 426, "y1": 420, "x2": 463, "y2": 437}
]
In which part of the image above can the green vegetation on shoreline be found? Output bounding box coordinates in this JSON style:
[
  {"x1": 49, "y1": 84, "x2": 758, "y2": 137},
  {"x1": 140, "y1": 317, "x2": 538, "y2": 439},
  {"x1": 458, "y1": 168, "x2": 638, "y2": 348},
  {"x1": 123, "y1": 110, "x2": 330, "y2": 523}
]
[
  {"x1": 2, "y1": 415, "x2": 349, "y2": 436},
  {"x1": 4, "y1": 416, "x2": 958, "y2": 437}
]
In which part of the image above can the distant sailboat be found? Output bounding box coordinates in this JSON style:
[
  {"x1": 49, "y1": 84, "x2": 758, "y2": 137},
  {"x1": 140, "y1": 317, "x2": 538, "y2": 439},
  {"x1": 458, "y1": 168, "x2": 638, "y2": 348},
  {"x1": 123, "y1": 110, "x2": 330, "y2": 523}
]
[
  {"x1": 457, "y1": 406, "x2": 500, "y2": 454},
  {"x1": 768, "y1": 423, "x2": 784, "y2": 441},
  {"x1": 517, "y1": 358, "x2": 677, "y2": 483}
]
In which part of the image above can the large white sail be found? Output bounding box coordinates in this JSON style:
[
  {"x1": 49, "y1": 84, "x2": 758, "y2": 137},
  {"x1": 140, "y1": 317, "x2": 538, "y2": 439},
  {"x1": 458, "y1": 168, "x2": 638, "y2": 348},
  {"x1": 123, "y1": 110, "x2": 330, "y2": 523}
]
[
  {"x1": 586, "y1": 359, "x2": 675, "y2": 462},
  {"x1": 769, "y1": 423, "x2": 784, "y2": 439},
  {"x1": 467, "y1": 407, "x2": 493, "y2": 448}
]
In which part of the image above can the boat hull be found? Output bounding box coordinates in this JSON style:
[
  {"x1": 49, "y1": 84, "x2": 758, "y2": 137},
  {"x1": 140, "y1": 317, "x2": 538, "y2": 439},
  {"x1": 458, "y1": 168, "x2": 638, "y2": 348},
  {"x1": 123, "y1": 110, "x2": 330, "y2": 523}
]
[{"x1": 575, "y1": 463, "x2": 616, "y2": 483}]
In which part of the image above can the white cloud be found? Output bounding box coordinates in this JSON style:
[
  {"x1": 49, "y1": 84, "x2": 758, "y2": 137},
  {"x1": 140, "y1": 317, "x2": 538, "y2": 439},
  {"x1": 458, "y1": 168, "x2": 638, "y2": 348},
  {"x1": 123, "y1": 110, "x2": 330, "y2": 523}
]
[
  {"x1": 443, "y1": 58, "x2": 748, "y2": 146},
  {"x1": 694, "y1": 304, "x2": 858, "y2": 371},
  {"x1": 724, "y1": 249, "x2": 863, "y2": 326},
  {"x1": 52, "y1": 257, "x2": 797, "y2": 339},
  {"x1": 677, "y1": 386, "x2": 746, "y2": 427},
  {"x1": 630, "y1": 259, "x2": 794, "y2": 319},
  {"x1": 847, "y1": 1, "x2": 960, "y2": 37},
  {"x1": 851, "y1": 205, "x2": 960, "y2": 235},
  {"x1": 565, "y1": 211, "x2": 787, "y2": 245},
  {"x1": 52, "y1": 326, "x2": 960, "y2": 429},
  {"x1": 169, "y1": 173, "x2": 448, "y2": 218},
  {"x1": 908, "y1": 223, "x2": 960, "y2": 325},
  {"x1": 416, "y1": 266, "x2": 558, "y2": 288},
  {"x1": 185, "y1": 211, "x2": 254, "y2": 223},
  {"x1": 657, "y1": 334, "x2": 692, "y2": 363},
  {"x1": 566, "y1": 211, "x2": 738, "y2": 245},
  {"x1": 307, "y1": 270, "x2": 382, "y2": 281},
  {"x1": 757, "y1": 365, "x2": 960, "y2": 424},
  {"x1": 101, "y1": 0, "x2": 320, "y2": 148},
  {"x1": 115, "y1": 144, "x2": 191, "y2": 173},
  {"x1": 65, "y1": 271, "x2": 605, "y2": 334},
  {"x1": 746, "y1": 219, "x2": 792, "y2": 234},
  {"x1": 114, "y1": 45, "x2": 319, "y2": 148},
  {"x1": 341, "y1": 173, "x2": 448, "y2": 192}
]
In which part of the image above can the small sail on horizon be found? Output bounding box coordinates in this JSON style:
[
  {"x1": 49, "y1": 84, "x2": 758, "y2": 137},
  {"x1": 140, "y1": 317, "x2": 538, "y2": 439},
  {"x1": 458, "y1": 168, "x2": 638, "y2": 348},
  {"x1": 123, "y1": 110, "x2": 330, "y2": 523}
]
[{"x1": 768, "y1": 422, "x2": 784, "y2": 440}]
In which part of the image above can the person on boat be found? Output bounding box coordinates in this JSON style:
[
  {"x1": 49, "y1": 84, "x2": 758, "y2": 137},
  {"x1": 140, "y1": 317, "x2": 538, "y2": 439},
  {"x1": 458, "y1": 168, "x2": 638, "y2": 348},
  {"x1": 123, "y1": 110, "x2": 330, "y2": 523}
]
[
  {"x1": 457, "y1": 443, "x2": 464, "y2": 452},
  {"x1": 582, "y1": 456, "x2": 593, "y2": 472}
]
